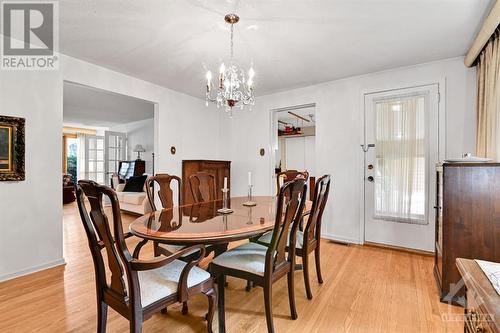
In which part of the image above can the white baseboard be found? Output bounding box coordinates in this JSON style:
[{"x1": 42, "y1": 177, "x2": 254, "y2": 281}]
[
  {"x1": 321, "y1": 233, "x2": 361, "y2": 245},
  {"x1": 0, "y1": 258, "x2": 66, "y2": 282}
]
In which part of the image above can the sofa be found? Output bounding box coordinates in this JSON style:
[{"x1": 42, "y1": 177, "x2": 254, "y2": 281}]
[{"x1": 112, "y1": 173, "x2": 152, "y2": 215}]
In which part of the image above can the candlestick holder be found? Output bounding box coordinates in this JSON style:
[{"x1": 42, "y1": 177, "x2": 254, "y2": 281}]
[
  {"x1": 243, "y1": 185, "x2": 257, "y2": 207},
  {"x1": 217, "y1": 188, "x2": 233, "y2": 214},
  {"x1": 246, "y1": 207, "x2": 253, "y2": 225}
]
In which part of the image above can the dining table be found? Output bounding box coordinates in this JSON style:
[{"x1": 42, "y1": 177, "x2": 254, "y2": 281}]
[{"x1": 129, "y1": 196, "x2": 312, "y2": 248}]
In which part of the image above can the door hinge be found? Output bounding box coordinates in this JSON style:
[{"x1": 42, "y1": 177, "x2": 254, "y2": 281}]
[{"x1": 437, "y1": 92, "x2": 441, "y2": 103}]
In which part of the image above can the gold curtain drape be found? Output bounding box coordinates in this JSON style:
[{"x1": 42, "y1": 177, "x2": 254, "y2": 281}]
[{"x1": 476, "y1": 29, "x2": 500, "y2": 159}]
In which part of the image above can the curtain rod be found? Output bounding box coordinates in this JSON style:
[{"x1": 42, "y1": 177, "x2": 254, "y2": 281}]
[{"x1": 464, "y1": 1, "x2": 500, "y2": 67}]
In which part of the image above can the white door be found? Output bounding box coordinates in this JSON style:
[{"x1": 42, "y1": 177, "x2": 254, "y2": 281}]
[
  {"x1": 104, "y1": 131, "x2": 126, "y2": 185},
  {"x1": 304, "y1": 135, "x2": 316, "y2": 177},
  {"x1": 285, "y1": 136, "x2": 315, "y2": 174},
  {"x1": 85, "y1": 135, "x2": 105, "y2": 184},
  {"x1": 364, "y1": 84, "x2": 440, "y2": 251},
  {"x1": 285, "y1": 137, "x2": 306, "y2": 170}
]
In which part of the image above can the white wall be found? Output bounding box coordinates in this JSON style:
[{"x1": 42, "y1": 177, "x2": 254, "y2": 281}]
[
  {"x1": 111, "y1": 118, "x2": 155, "y2": 174},
  {"x1": 0, "y1": 70, "x2": 64, "y2": 280},
  {"x1": 0, "y1": 54, "x2": 476, "y2": 279},
  {"x1": 228, "y1": 57, "x2": 477, "y2": 247},
  {"x1": 0, "y1": 54, "x2": 228, "y2": 281}
]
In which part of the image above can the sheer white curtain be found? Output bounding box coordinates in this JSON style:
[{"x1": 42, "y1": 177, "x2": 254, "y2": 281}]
[
  {"x1": 374, "y1": 95, "x2": 426, "y2": 224},
  {"x1": 77, "y1": 133, "x2": 86, "y2": 181}
]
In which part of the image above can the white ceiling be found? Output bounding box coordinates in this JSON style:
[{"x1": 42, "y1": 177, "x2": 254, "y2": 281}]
[
  {"x1": 63, "y1": 82, "x2": 154, "y2": 127},
  {"x1": 59, "y1": 0, "x2": 492, "y2": 99}
]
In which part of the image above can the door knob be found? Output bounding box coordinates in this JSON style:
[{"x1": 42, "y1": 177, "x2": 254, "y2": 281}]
[
  {"x1": 368, "y1": 164, "x2": 374, "y2": 170},
  {"x1": 367, "y1": 176, "x2": 374, "y2": 182}
]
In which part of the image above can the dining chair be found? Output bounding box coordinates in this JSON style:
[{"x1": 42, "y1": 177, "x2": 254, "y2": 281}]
[
  {"x1": 276, "y1": 170, "x2": 309, "y2": 195},
  {"x1": 210, "y1": 178, "x2": 308, "y2": 333},
  {"x1": 76, "y1": 180, "x2": 216, "y2": 333},
  {"x1": 189, "y1": 172, "x2": 217, "y2": 203},
  {"x1": 145, "y1": 174, "x2": 220, "y2": 315},
  {"x1": 144, "y1": 174, "x2": 185, "y2": 257},
  {"x1": 257, "y1": 175, "x2": 331, "y2": 299},
  {"x1": 146, "y1": 173, "x2": 181, "y2": 211}
]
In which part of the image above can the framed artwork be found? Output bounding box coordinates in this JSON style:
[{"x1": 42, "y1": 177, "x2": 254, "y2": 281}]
[{"x1": 0, "y1": 115, "x2": 25, "y2": 181}]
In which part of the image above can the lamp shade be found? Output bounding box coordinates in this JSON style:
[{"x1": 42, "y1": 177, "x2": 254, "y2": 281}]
[{"x1": 133, "y1": 144, "x2": 146, "y2": 152}]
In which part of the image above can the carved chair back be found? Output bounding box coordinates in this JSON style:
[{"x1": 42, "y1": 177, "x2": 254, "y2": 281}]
[
  {"x1": 304, "y1": 175, "x2": 331, "y2": 247},
  {"x1": 76, "y1": 180, "x2": 139, "y2": 307},
  {"x1": 276, "y1": 170, "x2": 309, "y2": 195},
  {"x1": 189, "y1": 172, "x2": 216, "y2": 203},
  {"x1": 146, "y1": 174, "x2": 182, "y2": 211},
  {"x1": 266, "y1": 178, "x2": 307, "y2": 277}
]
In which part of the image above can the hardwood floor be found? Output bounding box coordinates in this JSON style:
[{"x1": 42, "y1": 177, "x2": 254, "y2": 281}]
[{"x1": 0, "y1": 203, "x2": 463, "y2": 333}]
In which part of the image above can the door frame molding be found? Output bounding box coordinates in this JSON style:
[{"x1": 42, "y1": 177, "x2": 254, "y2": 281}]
[
  {"x1": 358, "y1": 77, "x2": 446, "y2": 246},
  {"x1": 268, "y1": 103, "x2": 316, "y2": 195}
]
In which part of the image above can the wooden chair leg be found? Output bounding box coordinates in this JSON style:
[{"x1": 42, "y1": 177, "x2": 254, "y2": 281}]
[
  {"x1": 217, "y1": 275, "x2": 226, "y2": 333},
  {"x1": 315, "y1": 247, "x2": 323, "y2": 284},
  {"x1": 153, "y1": 241, "x2": 159, "y2": 257},
  {"x1": 129, "y1": 317, "x2": 142, "y2": 333},
  {"x1": 302, "y1": 253, "x2": 313, "y2": 300},
  {"x1": 245, "y1": 280, "x2": 253, "y2": 292},
  {"x1": 287, "y1": 269, "x2": 298, "y2": 319},
  {"x1": 182, "y1": 301, "x2": 189, "y2": 315},
  {"x1": 97, "y1": 300, "x2": 108, "y2": 333},
  {"x1": 204, "y1": 288, "x2": 216, "y2": 333},
  {"x1": 263, "y1": 284, "x2": 275, "y2": 333}
]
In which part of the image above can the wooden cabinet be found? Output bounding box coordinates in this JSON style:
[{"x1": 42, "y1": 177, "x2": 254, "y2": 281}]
[
  {"x1": 182, "y1": 160, "x2": 231, "y2": 205},
  {"x1": 434, "y1": 163, "x2": 500, "y2": 306}
]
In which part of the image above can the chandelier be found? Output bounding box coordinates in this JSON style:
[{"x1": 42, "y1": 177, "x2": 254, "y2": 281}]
[{"x1": 205, "y1": 13, "x2": 255, "y2": 116}]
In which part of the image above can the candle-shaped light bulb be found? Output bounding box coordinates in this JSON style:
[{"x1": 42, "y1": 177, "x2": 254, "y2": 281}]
[
  {"x1": 223, "y1": 176, "x2": 228, "y2": 190},
  {"x1": 206, "y1": 70, "x2": 212, "y2": 93},
  {"x1": 248, "y1": 171, "x2": 252, "y2": 186},
  {"x1": 248, "y1": 67, "x2": 255, "y2": 79},
  {"x1": 219, "y1": 63, "x2": 225, "y2": 88}
]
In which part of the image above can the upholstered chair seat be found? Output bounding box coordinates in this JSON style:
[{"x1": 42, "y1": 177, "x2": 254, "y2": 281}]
[
  {"x1": 211, "y1": 242, "x2": 269, "y2": 276},
  {"x1": 156, "y1": 243, "x2": 200, "y2": 257},
  {"x1": 136, "y1": 259, "x2": 211, "y2": 307},
  {"x1": 257, "y1": 230, "x2": 304, "y2": 249}
]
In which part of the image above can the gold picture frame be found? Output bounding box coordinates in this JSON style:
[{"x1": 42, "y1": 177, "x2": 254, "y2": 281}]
[{"x1": 0, "y1": 115, "x2": 25, "y2": 181}]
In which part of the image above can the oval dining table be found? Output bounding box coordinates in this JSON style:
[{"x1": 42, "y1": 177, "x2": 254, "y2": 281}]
[{"x1": 129, "y1": 196, "x2": 312, "y2": 247}]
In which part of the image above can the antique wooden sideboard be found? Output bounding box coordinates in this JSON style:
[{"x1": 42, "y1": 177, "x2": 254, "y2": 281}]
[{"x1": 435, "y1": 163, "x2": 500, "y2": 305}]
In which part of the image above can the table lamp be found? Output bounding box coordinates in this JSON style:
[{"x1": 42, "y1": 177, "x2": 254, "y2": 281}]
[{"x1": 133, "y1": 144, "x2": 146, "y2": 160}]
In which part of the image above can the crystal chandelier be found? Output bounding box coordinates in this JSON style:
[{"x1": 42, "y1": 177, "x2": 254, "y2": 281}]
[{"x1": 205, "y1": 13, "x2": 255, "y2": 116}]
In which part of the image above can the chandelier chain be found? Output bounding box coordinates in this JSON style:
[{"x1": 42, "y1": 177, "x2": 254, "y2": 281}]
[{"x1": 230, "y1": 23, "x2": 234, "y2": 59}]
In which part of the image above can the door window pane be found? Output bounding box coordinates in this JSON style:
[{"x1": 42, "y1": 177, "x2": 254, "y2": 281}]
[{"x1": 374, "y1": 95, "x2": 426, "y2": 224}]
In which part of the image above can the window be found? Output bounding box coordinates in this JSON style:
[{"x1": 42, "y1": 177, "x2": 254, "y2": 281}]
[{"x1": 374, "y1": 95, "x2": 426, "y2": 224}]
